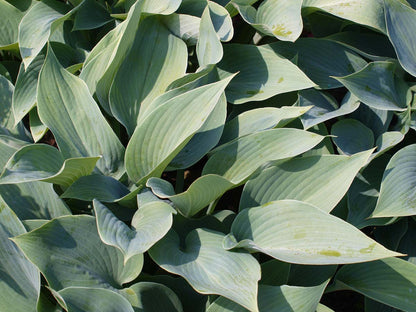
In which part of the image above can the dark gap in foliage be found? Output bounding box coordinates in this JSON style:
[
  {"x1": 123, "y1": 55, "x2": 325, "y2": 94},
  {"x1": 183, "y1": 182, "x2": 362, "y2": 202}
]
[
  {"x1": 215, "y1": 184, "x2": 245, "y2": 214},
  {"x1": 39, "y1": 130, "x2": 58, "y2": 148},
  {"x1": 321, "y1": 290, "x2": 365, "y2": 312}
]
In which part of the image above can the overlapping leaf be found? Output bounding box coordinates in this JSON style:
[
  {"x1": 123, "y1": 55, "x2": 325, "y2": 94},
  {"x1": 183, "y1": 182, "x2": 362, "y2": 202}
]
[
  {"x1": 224, "y1": 200, "x2": 401, "y2": 264},
  {"x1": 125, "y1": 75, "x2": 234, "y2": 184},
  {"x1": 0, "y1": 144, "x2": 99, "y2": 186},
  {"x1": 240, "y1": 150, "x2": 372, "y2": 212},
  {"x1": 0, "y1": 203, "x2": 40, "y2": 312},
  {"x1": 336, "y1": 257, "x2": 416, "y2": 311},
  {"x1": 94, "y1": 199, "x2": 175, "y2": 263},
  {"x1": 217, "y1": 44, "x2": 315, "y2": 104},
  {"x1": 149, "y1": 228, "x2": 261, "y2": 312},
  {"x1": 12, "y1": 215, "x2": 144, "y2": 292},
  {"x1": 373, "y1": 144, "x2": 416, "y2": 217},
  {"x1": 37, "y1": 46, "x2": 125, "y2": 178},
  {"x1": 233, "y1": 0, "x2": 303, "y2": 42}
]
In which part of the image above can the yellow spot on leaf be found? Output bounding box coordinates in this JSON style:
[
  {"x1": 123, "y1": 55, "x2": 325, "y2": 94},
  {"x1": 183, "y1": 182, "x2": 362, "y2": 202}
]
[{"x1": 318, "y1": 250, "x2": 341, "y2": 257}]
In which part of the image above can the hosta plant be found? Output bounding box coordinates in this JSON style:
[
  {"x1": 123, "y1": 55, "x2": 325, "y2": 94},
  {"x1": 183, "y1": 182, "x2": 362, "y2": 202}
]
[{"x1": 1, "y1": 0, "x2": 416, "y2": 311}]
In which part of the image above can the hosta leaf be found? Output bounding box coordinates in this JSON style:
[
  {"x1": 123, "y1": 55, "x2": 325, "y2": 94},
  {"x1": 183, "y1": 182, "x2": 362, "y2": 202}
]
[
  {"x1": 384, "y1": 0, "x2": 416, "y2": 77},
  {"x1": 169, "y1": 94, "x2": 226, "y2": 170},
  {"x1": 72, "y1": 0, "x2": 112, "y2": 31},
  {"x1": 147, "y1": 175, "x2": 234, "y2": 217},
  {"x1": 224, "y1": 200, "x2": 402, "y2": 264},
  {"x1": 12, "y1": 50, "x2": 43, "y2": 124},
  {"x1": 336, "y1": 257, "x2": 416, "y2": 311},
  {"x1": 149, "y1": 228, "x2": 260, "y2": 312},
  {"x1": 331, "y1": 119, "x2": 374, "y2": 155},
  {"x1": 18, "y1": 0, "x2": 69, "y2": 68},
  {"x1": 302, "y1": 0, "x2": 386, "y2": 32},
  {"x1": 219, "y1": 106, "x2": 311, "y2": 144},
  {"x1": 0, "y1": 144, "x2": 99, "y2": 187},
  {"x1": 0, "y1": 135, "x2": 28, "y2": 168},
  {"x1": 217, "y1": 44, "x2": 315, "y2": 104},
  {"x1": 58, "y1": 287, "x2": 134, "y2": 312},
  {"x1": 61, "y1": 175, "x2": 129, "y2": 202},
  {"x1": 37, "y1": 45, "x2": 125, "y2": 178},
  {"x1": 373, "y1": 131, "x2": 404, "y2": 159},
  {"x1": 203, "y1": 128, "x2": 324, "y2": 184},
  {"x1": 326, "y1": 31, "x2": 396, "y2": 61},
  {"x1": 240, "y1": 150, "x2": 373, "y2": 212},
  {"x1": 334, "y1": 62, "x2": 409, "y2": 111},
  {"x1": 316, "y1": 304, "x2": 335, "y2": 312},
  {"x1": 80, "y1": 1, "x2": 143, "y2": 112},
  {"x1": 0, "y1": 181, "x2": 70, "y2": 219},
  {"x1": 162, "y1": 14, "x2": 201, "y2": 45},
  {"x1": 0, "y1": 203, "x2": 40, "y2": 312},
  {"x1": 125, "y1": 75, "x2": 233, "y2": 184},
  {"x1": 209, "y1": 1, "x2": 233, "y2": 41},
  {"x1": 0, "y1": 0, "x2": 26, "y2": 49},
  {"x1": 297, "y1": 90, "x2": 360, "y2": 130},
  {"x1": 94, "y1": 199, "x2": 175, "y2": 263},
  {"x1": 347, "y1": 155, "x2": 396, "y2": 228},
  {"x1": 233, "y1": 0, "x2": 303, "y2": 42},
  {"x1": 267, "y1": 39, "x2": 367, "y2": 89},
  {"x1": 122, "y1": 282, "x2": 183, "y2": 312},
  {"x1": 373, "y1": 144, "x2": 416, "y2": 217},
  {"x1": 12, "y1": 215, "x2": 143, "y2": 291},
  {"x1": 206, "y1": 282, "x2": 327, "y2": 312},
  {"x1": 29, "y1": 108, "x2": 48, "y2": 142},
  {"x1": 109, "y1": 16, "x2": 187, "y2": 135},
  {"x1": 197, "y1": 3, "x2": 223, "y2": 66},
  {"x1": 143, "y1": 0, "x2": 182, "y2": 15}
]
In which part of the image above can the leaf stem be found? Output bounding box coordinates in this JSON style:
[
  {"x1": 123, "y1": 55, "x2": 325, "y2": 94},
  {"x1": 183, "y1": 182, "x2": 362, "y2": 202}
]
[{"x1": 206, "y1": 198, "x2": 220, "y2": 215}]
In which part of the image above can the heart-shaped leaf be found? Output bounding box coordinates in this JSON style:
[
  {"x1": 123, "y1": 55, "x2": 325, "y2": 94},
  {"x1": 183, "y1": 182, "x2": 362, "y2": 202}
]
[
  {"x1": 94, "y1": 199, "x2": 175, "y2": 263},
  {"x1": 149, "y1": 228, "x2": 260, "y2": 312},
  {"x1": 12, "y1": 215, "x2": 143, "y2": 291}
]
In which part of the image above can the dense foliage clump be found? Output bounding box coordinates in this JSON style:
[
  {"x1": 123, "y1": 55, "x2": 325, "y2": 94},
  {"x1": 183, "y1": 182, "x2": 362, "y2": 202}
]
[{"x1": 1, "y1": 0, "x2": 416, "y2": 311}]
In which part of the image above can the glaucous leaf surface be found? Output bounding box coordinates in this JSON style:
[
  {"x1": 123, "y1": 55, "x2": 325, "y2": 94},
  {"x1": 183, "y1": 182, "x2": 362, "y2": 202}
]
[
  {"x1": 58, "y1": 287, "x2": 134, "y2": 312},
  {"x1": 0, "y1": 144, "x2": 99, "y2": 186},
  {"x1": 225, "y1": 200, "x2": 401, "y2": 264},
  {"x1": 240, "y1": 150, "x2": 372, "y2": 212},
  {"x1": 80, "y1": 1, "x2": 144, "y2": 112},
  {"x1": 336, "y1": 257, "x2": 416, "y2": 311},
  {"x1": 267, "y1": 39, "x2": 367, "y2": 89},
  {"x1": 37, "y1": 46, "x2": 125, "y2": 178},
  {"x1": 149, "y1": 228, "x2": 260, "y2": 312},
  {"x1": 302, "y1": 0, "x2": 386, "y2": 32},
  {"x1": 12, "y1": 215, "x2": 143, "y2": 291},
  {"x1": 125, "y1": 75, "x2": 233, "y2": 184},
  {"x1": 0, "y1": 203, "x2": 40, "y2": 312},
  {"x1": 233, "y1": 0, "x2": 303, "y2": 42},
  {"x1": 109, "y1": 16, "x2": 188, "y2": 135},
  {"x1": 61, "y1": 174, "x2": 130, "y2": 202},
  {"x1": 334, "y1": 61, "x2": 409, "y2": 111},
  {"x1": 203, "y1": 128, "x2": 324, "y2": 184},
  {"x1": 297, "y1": 90, "x2": 360, "y2": 130},
  {"x1": 122, "y1": 282, "x2": 183, "y2": 312},
  {"x1": 206, "y1": 282, "x2": 327, "y2": 312},
  {"x1": 12, "y1": 53, "x2": 44, "y2": 123},
  {"x1": 18, "y1": 0, "x2": 69, "y2": 68},
  {"x1": 384, "y1": 0, "x2": 416, "y2": 77},
  {"x1": 217, "y1": 44, "x2": 315, "y2": 104},
  {"x1": 94, "y1": 199, "x2": 175, "y2": 263},
  {"x1": 373, "y1": 144, "x2": 416, "y2": 217},
  {"x1": 0, "y1": 181, "x2": 70, "y2": 219}
]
